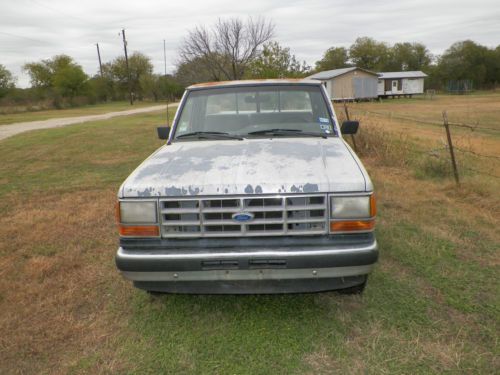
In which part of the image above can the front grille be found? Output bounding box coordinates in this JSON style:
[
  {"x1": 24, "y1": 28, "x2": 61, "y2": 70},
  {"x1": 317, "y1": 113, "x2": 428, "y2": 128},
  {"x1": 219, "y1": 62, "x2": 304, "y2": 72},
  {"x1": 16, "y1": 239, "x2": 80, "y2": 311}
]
[{"x1": 159, "y1": 194, "x2": 327, "y2": 238}]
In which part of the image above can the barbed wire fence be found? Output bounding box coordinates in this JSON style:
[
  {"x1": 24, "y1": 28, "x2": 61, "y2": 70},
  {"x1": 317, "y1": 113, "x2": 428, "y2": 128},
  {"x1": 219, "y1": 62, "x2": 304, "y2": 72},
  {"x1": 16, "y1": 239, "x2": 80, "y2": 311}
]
[{"x1": 339, "y1": 104, "x2": 500, "y2": 184}]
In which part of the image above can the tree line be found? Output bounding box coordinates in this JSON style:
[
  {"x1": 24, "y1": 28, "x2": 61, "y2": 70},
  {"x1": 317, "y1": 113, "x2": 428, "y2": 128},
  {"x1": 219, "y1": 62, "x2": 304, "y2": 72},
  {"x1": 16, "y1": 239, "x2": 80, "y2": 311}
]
[
  {"x1": 314, "y1": 37, "x2": 500, "y2": 90},
  {"x1": 0, "y1": 52, "x2": 184, "y2": 109},
  {"x1": 1, "y1": 17, "x2": 499, "y2": 109}
]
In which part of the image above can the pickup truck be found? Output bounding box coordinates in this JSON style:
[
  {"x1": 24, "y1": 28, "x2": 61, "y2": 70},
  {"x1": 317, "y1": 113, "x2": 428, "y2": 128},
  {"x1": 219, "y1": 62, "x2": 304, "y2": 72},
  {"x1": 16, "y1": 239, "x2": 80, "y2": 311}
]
[{"x1": 115, "y1": 79, "x2": 378, "y2": 294}]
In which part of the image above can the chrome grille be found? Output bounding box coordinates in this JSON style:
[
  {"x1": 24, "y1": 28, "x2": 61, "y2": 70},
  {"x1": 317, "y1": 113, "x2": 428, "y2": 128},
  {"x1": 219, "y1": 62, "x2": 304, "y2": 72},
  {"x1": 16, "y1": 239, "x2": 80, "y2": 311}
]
[{"x1": 159, "y1": 194, "x2": 327, "y2": 238}]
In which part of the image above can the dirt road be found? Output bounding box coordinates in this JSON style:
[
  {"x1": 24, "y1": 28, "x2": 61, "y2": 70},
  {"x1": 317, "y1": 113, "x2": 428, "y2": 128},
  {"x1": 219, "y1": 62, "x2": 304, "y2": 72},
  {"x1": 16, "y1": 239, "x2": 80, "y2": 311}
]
[{"x1": 0, "y1": 104, "x2": 177, "y2": 141}]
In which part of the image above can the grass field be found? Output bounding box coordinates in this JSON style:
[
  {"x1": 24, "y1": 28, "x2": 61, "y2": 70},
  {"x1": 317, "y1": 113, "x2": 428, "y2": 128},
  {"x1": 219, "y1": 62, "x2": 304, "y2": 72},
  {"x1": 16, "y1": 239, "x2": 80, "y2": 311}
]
[
  {"x1": 0, "y1": 94, "x2": 498, "y2": 374},
  {"x1": 0, "y1": 100, "x2": 162, "y2": 126}
]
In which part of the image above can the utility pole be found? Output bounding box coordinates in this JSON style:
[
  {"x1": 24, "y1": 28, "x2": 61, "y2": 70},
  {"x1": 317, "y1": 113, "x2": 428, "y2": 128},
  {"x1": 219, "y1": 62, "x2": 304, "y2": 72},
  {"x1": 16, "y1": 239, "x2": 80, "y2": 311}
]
[
  {"x1": 163, "y1": 39, "x2": 167, "y2": 76},
  {"x1": 121, "y1": 29, "x2": 133, "y2": 105},
  {"x1": 95, "y1": 43, "x2": 103, "y2": 77}
]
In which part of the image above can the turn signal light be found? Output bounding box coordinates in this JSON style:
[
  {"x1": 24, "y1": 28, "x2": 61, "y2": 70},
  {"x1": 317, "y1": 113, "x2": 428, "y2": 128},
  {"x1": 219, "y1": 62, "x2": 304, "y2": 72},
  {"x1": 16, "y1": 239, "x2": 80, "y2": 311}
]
[
  {"x1": 115, "y1": 201, "x2": 121, "y2": 223},
  {"x1": 118, "y1": 225, "x2": 159, "y2": 237},
  {"x1": 370, "y1": 194, "x2": 377, "y2": 217},
  {"x1": 330, "y1": 220, "x2": 375, "y2": 232}
]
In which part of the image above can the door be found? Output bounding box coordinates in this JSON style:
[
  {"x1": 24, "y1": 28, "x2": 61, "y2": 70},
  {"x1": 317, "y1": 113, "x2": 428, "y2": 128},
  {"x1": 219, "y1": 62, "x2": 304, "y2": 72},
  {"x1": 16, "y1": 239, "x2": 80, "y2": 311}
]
[{"x1": 392, "y1": 80, "x2": 398, "y2": 93}]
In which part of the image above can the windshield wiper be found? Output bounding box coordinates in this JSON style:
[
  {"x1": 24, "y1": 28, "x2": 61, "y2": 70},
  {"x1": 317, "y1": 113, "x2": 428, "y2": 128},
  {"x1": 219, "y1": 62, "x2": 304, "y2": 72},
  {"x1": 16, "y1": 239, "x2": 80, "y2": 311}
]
[
  {"x1": 246, "y1": 128, "x2": 328, "y2": 138},
  {"x1": 176, "y1": 131, "x2": 244, "y2": 140}
]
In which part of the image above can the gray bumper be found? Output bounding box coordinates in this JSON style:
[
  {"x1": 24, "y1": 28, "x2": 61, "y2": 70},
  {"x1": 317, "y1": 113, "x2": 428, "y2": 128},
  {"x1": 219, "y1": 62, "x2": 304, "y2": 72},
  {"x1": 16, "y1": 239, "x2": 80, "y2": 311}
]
[{"x1": 115, "y1": 236, "x2": 378, "y2": 293}]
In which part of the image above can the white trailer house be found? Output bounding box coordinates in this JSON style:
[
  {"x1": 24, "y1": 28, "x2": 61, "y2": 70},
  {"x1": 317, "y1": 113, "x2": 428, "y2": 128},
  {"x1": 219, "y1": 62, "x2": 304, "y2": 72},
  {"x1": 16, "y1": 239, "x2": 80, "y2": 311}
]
[
  {"x1": 377, "y1": 71, "x2": 427, "y2": 97},
  {"x1": 308, "y1": 67, "x2": 379, "y2": 101}
]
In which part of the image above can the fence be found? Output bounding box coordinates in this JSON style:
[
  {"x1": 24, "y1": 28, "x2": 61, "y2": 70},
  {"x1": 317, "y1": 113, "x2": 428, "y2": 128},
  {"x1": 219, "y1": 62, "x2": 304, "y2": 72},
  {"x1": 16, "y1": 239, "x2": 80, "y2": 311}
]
[{"x1": 341, "y1": 106, "x2": 500, "y2": 184}]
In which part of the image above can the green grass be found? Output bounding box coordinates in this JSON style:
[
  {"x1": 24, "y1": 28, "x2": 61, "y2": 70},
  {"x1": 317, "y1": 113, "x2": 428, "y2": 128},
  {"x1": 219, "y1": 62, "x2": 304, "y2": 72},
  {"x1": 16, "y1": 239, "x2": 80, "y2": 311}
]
[
  {"x1": 0, "y1": 105, "x2": 498, "y2": 374},
  {"x1": 0, "y1": 100, "x2": 163, "y2": 126}
]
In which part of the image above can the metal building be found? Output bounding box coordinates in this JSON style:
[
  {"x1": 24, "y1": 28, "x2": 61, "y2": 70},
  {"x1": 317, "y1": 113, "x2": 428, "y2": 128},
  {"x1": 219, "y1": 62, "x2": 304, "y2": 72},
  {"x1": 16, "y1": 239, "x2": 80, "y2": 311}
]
[
  {"x1": 307, "y1": 67, "x2": 379, "y2": 101},
  {"x1": 377, "y1": 71, "x2": 427, "y2": 97}
]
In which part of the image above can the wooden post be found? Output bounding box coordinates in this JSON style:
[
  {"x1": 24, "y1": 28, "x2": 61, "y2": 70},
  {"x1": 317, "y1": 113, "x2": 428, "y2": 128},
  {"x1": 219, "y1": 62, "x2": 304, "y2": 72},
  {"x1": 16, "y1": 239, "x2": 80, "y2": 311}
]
[
  {"x1": 442, "y1": 111, "x2": 460, "y2": 185},
  {"x1": 343, "y1": 101, "x2": 357, "y2": 151}
]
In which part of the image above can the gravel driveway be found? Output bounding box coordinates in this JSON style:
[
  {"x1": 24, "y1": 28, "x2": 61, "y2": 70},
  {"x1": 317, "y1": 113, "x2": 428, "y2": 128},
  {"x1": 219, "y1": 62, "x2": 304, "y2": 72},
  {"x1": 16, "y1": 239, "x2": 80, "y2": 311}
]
[{"x1": 0, "y1": 104, "x2": 177, "y2": 141}]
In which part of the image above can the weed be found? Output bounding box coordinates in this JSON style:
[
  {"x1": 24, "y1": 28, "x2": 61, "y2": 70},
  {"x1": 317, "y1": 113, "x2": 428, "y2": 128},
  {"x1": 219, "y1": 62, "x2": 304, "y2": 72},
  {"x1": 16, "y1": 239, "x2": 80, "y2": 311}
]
[{"x1": 414, "y1": 152, "x2": 453, "y2": 179}]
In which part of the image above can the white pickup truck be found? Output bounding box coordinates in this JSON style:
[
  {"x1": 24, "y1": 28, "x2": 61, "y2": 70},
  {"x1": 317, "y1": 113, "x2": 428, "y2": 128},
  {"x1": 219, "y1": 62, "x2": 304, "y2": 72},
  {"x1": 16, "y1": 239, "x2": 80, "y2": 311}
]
[{"x1": 115, "y1": 79, "x2": 378, "y2": 294}]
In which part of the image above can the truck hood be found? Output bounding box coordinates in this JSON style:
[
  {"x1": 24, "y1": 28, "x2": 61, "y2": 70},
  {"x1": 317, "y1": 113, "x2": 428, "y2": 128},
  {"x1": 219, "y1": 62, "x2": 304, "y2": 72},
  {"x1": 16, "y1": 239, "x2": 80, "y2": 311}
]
[{"x1": 119, "y1": 138, "x2": 369, "y2": 197}]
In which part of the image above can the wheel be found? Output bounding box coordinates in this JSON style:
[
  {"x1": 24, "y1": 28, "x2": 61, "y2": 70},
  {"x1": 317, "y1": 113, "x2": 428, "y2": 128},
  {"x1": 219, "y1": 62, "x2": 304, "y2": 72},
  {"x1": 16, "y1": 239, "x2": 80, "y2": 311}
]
[{"x1": 336, "y1": 276, "x2": 367, "y2": 295}]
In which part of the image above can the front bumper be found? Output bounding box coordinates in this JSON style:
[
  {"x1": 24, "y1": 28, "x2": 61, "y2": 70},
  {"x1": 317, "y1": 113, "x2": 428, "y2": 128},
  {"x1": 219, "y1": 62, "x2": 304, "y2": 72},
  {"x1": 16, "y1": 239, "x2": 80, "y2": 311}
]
[{"x1": 115, "y1": 234, "x2": 378, "y2": 294}]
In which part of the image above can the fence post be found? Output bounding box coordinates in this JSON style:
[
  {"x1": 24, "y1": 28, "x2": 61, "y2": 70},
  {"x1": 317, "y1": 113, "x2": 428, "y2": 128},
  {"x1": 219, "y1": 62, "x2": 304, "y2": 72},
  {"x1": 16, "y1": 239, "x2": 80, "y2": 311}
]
[
  {"x1": 343, "y1": 101, "x2": 358, "y2": 151},
  {"x1": 442, "y1": 111, "x2": 460, "y2": 185}
]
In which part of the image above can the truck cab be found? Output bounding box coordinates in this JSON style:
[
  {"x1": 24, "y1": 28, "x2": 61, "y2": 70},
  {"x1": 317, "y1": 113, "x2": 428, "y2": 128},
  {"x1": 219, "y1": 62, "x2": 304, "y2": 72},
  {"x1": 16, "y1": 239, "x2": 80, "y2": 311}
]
[{"x1": 115, "y1": 79, "x2": 378, "y2": 294}]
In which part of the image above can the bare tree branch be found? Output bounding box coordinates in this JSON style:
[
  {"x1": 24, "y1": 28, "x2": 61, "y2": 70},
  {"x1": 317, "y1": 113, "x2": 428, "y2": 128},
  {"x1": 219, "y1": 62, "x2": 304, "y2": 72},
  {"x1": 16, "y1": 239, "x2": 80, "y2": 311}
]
[{"x1": 178, "y1": 17, "x2": 275, "y2": 82}]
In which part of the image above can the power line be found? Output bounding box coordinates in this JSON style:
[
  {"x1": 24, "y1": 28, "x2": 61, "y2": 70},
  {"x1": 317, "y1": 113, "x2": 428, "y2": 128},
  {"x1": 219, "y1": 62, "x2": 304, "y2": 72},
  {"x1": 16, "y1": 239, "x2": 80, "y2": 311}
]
[
  {"x1": 27, "y1": 0, "x2": 101, "y2": 28},
  {"x1": 0, "y1": 30, "x2": 49, "y2": 45}
]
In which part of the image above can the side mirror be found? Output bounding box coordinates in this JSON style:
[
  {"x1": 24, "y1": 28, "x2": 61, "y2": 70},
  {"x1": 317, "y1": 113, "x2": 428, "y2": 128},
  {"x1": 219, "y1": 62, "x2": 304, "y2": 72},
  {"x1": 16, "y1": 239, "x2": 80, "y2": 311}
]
[
  {"x1": 157, "y1": 126, "x2": 171, "y2": 140},
  {"x1": 341, "y1": 120, "x2": 359, "y2": 135}
]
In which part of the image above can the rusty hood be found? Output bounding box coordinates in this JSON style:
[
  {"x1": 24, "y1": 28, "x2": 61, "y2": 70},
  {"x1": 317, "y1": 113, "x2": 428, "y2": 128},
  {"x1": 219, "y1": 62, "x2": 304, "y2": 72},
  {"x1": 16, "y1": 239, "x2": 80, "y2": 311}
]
[{"x1": 119, "y1": 138, "x2": 371, "y2": 197}]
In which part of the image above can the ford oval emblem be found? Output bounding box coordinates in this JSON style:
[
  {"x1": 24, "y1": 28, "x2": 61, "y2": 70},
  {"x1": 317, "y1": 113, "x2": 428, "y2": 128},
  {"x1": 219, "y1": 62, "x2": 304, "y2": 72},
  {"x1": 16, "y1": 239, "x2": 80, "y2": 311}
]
[{"x1": 232, "y1": 212, "x2": 254, "y2": 222}]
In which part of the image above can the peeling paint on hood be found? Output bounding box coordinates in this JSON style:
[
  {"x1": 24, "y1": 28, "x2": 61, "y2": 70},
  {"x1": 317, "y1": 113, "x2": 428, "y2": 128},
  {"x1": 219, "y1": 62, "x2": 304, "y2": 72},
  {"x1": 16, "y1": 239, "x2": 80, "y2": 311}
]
[{"x1": 119, "y1": 138, "x2": 368, "y2": 198}]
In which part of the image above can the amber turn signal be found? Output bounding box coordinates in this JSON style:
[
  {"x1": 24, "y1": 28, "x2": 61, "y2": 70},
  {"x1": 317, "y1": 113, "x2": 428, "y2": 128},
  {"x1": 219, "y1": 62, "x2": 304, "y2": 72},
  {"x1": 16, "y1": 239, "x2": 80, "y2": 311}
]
[
  {"x1": 370, "y1": 194, "x2": 377, "y2": 217},
  {"x1": 115, "y1": 201, "x2": 121, "y2": 223},
  {"x1": 119, "y1": 225, "x2": 159, "y2": 237},
  {"x1": 330, "y1": 220, "x2": 375, "y2": 232}
]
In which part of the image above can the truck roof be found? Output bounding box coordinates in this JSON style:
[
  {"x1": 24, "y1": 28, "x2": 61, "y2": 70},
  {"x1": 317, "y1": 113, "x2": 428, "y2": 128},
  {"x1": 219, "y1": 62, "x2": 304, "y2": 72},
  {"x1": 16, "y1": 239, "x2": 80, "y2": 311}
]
[{"x1": 187, "y1": 78, "x2": 322, "y2": 90}]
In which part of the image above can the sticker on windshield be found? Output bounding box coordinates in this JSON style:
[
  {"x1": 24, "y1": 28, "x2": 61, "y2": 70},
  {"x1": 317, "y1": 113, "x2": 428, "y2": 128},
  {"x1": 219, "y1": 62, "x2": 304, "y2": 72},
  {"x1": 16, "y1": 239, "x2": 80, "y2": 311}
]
[
  {"x1": 320, "y1": 123, "x2": 332, "y2": 134},
  {"x1": 318, "y1": 117, "x2": 330, "y2": 124}
]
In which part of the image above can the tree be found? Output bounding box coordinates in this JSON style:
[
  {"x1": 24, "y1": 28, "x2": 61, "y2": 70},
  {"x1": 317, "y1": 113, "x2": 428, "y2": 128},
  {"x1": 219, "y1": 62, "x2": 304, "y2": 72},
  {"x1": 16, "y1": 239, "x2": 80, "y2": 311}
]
[
  {"x1": 314, "y1": 47, "x2": 350, "y2": 71},
  {"x1": 247, "y1": 41, "x2": 310, "y2": 78},
  {"x1": 436, "y1": 40, "x2": 491, "y2": 87},
  {"x1": 175, "y1": 57, "x2": 223, "y2": 86},
  {"x1": 108, "y1": 52, "x2": 153, "y2": 99},
  {"x1": 179, "y1": 17, "x2": 275, "y2": 81},
  {"x1": 23, "y1": 55, "x2": 88, "y2": 98},
  {"x1": 52, "y1": 64, "x2": 88, "y2": 98},
  {"x1": 349, "y1": 37, "x2": 390, "y2": 71},
  {"x1": 0, "y1": 65, "x2": 16, "y2": 98},
  {"x1": 23, "y1": 61, "x2": 52, "y2": 88},
  {"x1": 493, "y1": 45, "x2": 500, "y2": 84},
  {"x1": 140, "y1": 74, "x2": 184, "y2": 102},
  {"x1": 87, "y1": 74, "x2": 115, "y2": 102},
  {"x1": 387, "y1": 42, "x2": 432, "y2": 71},
  {"x1": 156, "y1": 75, "x2": 184, "y2": 100}
]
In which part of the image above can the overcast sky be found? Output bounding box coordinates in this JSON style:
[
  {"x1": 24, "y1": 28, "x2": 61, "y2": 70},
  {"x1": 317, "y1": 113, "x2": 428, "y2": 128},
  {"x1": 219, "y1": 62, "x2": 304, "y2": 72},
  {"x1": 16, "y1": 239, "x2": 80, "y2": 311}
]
[{"x1": 2, "y1": 0, "x2": 499, "y2": 87}]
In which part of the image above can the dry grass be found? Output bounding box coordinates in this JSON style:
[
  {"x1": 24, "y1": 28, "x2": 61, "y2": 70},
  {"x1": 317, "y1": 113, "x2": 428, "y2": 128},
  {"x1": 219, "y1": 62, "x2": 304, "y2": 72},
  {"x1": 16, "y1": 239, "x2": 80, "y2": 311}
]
[
  {"x1": 0, "y1": 101, "x2": 498, "y2": 374},
  {"x1": 0, "y1": 190, "x2": 132, "y2": 374}
]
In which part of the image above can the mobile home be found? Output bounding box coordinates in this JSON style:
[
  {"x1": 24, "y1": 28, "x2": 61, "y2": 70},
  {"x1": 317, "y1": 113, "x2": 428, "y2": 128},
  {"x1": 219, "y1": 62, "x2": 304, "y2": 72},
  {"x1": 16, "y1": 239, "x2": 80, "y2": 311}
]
[{"x1": 377, "y1": 71, "x2": 427, "y2": 97}]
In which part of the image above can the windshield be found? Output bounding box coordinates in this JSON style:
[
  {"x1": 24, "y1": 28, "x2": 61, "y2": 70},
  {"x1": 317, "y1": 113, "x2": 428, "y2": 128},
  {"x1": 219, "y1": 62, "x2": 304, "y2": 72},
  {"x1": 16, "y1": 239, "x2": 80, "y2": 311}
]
[{"x1": 173, "y1": 85, "x2": 336, "y2": 139}]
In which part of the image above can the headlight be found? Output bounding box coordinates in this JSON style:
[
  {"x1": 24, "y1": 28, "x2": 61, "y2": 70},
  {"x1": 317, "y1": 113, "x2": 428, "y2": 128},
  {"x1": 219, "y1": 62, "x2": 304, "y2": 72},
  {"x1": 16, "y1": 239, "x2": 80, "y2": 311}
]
[
  {"x1": 119, "y1": 201, "x2": 157, "y2": 223},
  {"x1": 329, "y1": 195, "x2": 376, "y2": 232},
  {"x1": 330, "y1": 196, "x2": 371, "y2": 218},
  {"x1": 116, "y1": 200, "x2": 159, "y2": 237}
]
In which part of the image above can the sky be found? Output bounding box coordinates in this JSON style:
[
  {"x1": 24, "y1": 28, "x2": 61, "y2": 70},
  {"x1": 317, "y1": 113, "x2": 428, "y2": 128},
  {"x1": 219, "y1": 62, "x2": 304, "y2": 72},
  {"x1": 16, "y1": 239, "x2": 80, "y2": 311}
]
[{"x1": 1, "y1": 0, "x2": 499, "y2": 87}]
